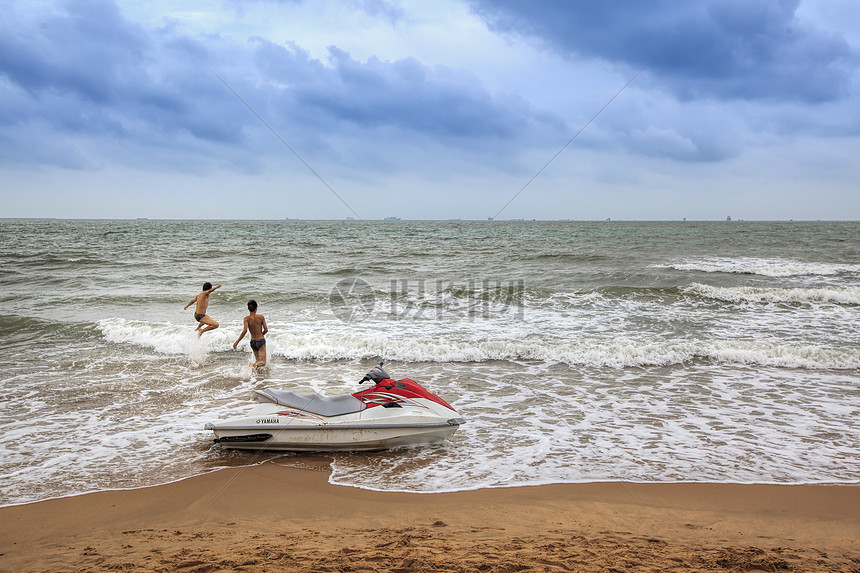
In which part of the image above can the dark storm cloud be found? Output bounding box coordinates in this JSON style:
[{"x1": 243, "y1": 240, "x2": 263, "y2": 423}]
[
  {"x1": 0, "y1": 0, "x2": 147, "y2": 103},
  {"x1": 251, "y1": 39, "x2": 535, "y2": 140},
  {"x1": 0, "y1": 0, "x2": 246, "y2": 152},
  {"x1": 466, "y1": 0, "x2": 857, "y2": 103},
  {"x1": 0, "y1": 0, "x2": 550, "y2": 172}
]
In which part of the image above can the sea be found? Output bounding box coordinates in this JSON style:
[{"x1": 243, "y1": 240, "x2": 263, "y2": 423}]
[{"x1": 0, "y1": 219, "x2": 858, "y2": 506}]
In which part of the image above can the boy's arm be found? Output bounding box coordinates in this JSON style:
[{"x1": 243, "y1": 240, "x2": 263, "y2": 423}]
[
  {"x1": 233, "y1": 317, "x2": 249, "y2": 349},
  {"x1": 183, "y1": 294, "x2": 198, "y2": 310},
  {"x1": 206, "y1": 284, "x2": 222, "y2": 294},
  {"x1": 261, "y1": 316, "x2": 268, "y2": 337}
]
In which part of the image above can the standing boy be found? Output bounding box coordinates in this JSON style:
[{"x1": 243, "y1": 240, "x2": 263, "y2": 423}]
[
  {"x1": 233, "y1": 300, "x2": 268, "y2": 367},
  {"x1": 184, "y1": 282, "x2": 222, "y2": 337}
]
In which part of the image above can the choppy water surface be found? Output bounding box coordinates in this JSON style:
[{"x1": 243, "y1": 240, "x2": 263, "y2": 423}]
[{"x1": 0, "y1": 219, "x2": 858, "y2": 505}]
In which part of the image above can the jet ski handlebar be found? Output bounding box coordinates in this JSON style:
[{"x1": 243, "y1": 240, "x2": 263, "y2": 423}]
[{"x1": 360, "y1": 363, "x2": 390, "y2": 384}]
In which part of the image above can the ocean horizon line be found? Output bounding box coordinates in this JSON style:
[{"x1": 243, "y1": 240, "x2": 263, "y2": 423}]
[{"x1": 3, "y1": 217, "x2": 858, "y2": 223}]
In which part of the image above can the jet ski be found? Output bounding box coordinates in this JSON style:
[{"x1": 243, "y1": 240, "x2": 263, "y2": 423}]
[{"x1": 205, "y1": 364, "x2": 464, "y2": 451}]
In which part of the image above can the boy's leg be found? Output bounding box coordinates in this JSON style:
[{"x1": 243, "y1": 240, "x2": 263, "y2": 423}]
[{"x1": 197, "y1": 315, "x2": 219, "y2": 336}]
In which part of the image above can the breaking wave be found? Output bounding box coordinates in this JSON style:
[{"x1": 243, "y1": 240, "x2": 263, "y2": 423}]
[
  {"x1": 684, "y1": 283, "x2": 860, "y2": 305},
  {"x1": 657, "y1": 258, "x2": 860, "y2": 277},
  {"x1": 97, "y1": 318, "x2": 860, "y2": 370}
]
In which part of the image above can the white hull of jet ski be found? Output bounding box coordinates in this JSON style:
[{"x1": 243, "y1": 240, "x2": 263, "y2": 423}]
[
  {"x1": 205, "y1": 365, "x2": 464, "y2": 452},
  {"x1": 206, "y1": 402, "x2": 461, "y2": 451}
]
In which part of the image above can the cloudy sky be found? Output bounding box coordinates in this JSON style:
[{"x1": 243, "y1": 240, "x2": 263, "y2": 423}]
[{"x1": 2, "y1": 0, "x2": 858, "y2": 220}]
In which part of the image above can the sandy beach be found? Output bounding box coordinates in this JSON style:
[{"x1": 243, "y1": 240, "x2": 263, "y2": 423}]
[{"x1": 1, "y1": 460, "x2": 857, "y2": 572}]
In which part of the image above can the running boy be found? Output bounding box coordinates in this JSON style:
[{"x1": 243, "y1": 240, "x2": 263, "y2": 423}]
[{"x1": 233, "y1": 300, "x2": 268, "y2": 367}]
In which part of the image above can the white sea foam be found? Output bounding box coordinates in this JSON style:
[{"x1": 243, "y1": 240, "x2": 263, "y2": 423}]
[
  {"x1": 0, "y1": 358, "x2": 264, "y2": 507},
  {"x1": 684, "y1": 283, "x2": 860, "y2": 305},
  {"x1": 97, "y1": 318, "x2": 238, "y2": 355},
  {"x1": 266, "y1": 318, "x2": 860, "y2": 369},
  {"x1": 242, "y1": 330, "x2": 860, "y2": 370},
  {"x1": 1, "y1": 351, "x2": 856, "y2": 507},
  {"x1": 7, "y1": 317, "x2": 852, "y2": 506},
  {"x1": 328, "y1": 365, "x2": 860, "y2": 493},
  {"x1": 95, "y1": 317, "x2": 860, "y2": 369},
  {"x1": 658, "y1": 257, "x2": 860, "y2": 277}
]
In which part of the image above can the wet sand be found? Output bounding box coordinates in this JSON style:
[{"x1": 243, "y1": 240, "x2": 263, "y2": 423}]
[{"x1": 1, "y1": 460, "x2": 858, "y2": 572}]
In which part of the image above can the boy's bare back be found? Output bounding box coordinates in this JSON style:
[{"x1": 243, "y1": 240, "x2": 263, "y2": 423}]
[{"x1": 245, "y1": 313, "x2": 266, "y2": 339}]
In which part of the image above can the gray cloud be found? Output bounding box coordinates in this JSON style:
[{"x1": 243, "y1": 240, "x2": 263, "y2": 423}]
[
  {"x1": 0, "y1": 0, "x2": 557, "y2": 174},
  {"x1": 0, "y1": 0, "x2": 149, "y2": 103},
  {"x1": 466, "y1": 0, "x2": 858, "y2": 103},
  {"x1": 0, "y1": 0, "x2": 248, "y2": 163},
  {"x1": 251, "y1": 40, "x2": 535, "y2": 140}
]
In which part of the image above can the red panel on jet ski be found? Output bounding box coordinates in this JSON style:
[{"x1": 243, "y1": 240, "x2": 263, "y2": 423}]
[{"x1": 353, "y1": 378, "x2": 456, "y2": 411}]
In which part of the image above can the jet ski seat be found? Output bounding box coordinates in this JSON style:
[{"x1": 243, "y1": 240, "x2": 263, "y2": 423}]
[{"x1": 256, "y1": 389, "x2": 367, "y2": 417}]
